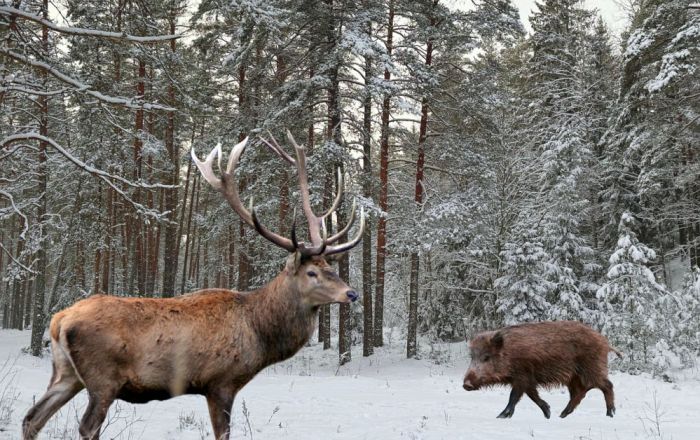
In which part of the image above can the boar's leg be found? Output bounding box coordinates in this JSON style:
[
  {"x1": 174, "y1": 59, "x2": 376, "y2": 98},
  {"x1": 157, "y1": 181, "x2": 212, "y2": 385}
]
[
  {"x1": 599, "y1": 379, "x2": 615, "y2": 417},
  {"x1": 526, "y1": 388, "x2": 550, "y2": 419},
  {"x1": 560, "y1": 378, "x2": 588, "y2": 418},
  {"x1": 497, "y1": 387, "x2": 524, "y2": 419}
]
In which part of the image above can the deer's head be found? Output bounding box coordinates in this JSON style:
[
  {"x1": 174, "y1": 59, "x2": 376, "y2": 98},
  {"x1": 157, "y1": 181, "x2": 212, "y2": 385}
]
[
  {"x1": 284, "y1": 254, "x2": 358, "y2": 306},
  {"x1": 192, "y1": 131, "x2": 364, "y2": 306}
]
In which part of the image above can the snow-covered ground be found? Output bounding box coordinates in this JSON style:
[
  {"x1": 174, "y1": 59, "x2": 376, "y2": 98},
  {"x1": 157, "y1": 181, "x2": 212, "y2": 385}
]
[{"x1": 1, "y1": 329, "x2": 699, "y2": 439}]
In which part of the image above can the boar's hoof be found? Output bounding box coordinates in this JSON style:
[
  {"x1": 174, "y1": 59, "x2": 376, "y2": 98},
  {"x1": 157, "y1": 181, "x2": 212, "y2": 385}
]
[
  {"x1": 540, "y1": 403, "x2": 551, "y2": 419},
  {"x1": 559, "y1": 408, "x2": 572, "y2": 418},
  {"x1": 497, "y1": 407, "x2": 514, "y2": 419},
  {"x1": 606, "y1": 407, "x2": 615, "y2": 418}
]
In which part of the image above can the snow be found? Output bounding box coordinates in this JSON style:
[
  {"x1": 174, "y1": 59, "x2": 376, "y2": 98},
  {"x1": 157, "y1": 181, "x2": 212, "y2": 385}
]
[
  {"x1": 647, "y1": 49, "x2": 694, "y2": 93},
  {"x1": 2, "y1": 330, "x2": 700, "y2": 439}
]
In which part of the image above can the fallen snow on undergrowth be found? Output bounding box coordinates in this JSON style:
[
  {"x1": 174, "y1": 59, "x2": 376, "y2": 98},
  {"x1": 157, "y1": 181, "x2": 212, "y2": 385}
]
[{"x1": 1, "y1": 329, "x2": 699, "y2": 439}]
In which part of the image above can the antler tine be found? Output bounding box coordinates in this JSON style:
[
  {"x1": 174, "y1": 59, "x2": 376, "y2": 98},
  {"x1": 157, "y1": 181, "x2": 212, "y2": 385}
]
[
  {"x1": 321, "y1": 168, "x2": 343, "y2": 221},
  {"x1": 249, "y1": 197, "x2": 296, "y2": 252},
  {"x1": 326, "y1": 198, "x2": 356, "y2": 244},
  {"x1": 194, "y1": 136, "x2": 296, "y2": 253},
  {"x1": 225, "y1": 136, "x2": 249, "y2": 175},
  {"x1": 260, "y1": 131, "x2": 296, "y2": 165},
  {"x1": 287, "y1": 129, "x2": 323, "y2": 247},
  {"x1": 191, "y1": 144, "x2": 224, "y2": 191},
  {"x1": 205, "y1": 137, "x2": 252, "y2": 226},
  {"x1": 324, "y1": 207, "x2": 365, "y2": 256},
  {"x1": 290, "y1": 207, "x2": 299, "y2": 249}
]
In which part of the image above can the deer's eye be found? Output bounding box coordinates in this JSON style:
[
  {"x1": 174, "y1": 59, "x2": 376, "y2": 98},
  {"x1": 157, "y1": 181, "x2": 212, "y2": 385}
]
[{"x1": 307, "y1": 271, "x2": 318, "y2": 278}]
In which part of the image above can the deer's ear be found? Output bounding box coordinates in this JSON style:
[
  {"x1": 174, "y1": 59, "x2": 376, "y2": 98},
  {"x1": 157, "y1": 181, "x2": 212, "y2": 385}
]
[{"x1": 285, "y1": 252, "x2": 302, "y2": 273}]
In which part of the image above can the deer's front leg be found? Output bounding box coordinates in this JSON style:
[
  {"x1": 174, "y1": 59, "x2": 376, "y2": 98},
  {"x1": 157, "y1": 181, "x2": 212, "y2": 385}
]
[{"x1": 206, "y1": 389, "x2": 236, "y2": 440}]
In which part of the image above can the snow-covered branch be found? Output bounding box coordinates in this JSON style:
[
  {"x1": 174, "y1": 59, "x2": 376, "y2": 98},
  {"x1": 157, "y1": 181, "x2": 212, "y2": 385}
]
[
  {"x1": 0, "y1": 49, "x2": 175, "y2": 111},
  {"x1": 0, "y1": 6, "x2": 181, "y2": 43},
  {"x1": 2, "y1": 133, "x2": 177, "y2": 190},
  {"x1": 0, "y1": 189, "x2": 29, "y2": 239},
  {"x1": 0, "y1": 142, "x2": 38, "y2": 160},
  {"x1": 2, "y1": 133, "x2": 176, "y2": 219},
  {"x1": 0, "y1": 84, "x2": 69, "y2": 96},
  {"x1": 0, "y1": 242, "x2": 37, "y2": 274}
]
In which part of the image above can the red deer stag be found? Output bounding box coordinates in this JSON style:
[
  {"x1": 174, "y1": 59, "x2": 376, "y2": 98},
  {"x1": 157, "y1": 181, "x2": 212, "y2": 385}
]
[{"x1": 22, "y1": 132, "x2": 364, "y2": 440}]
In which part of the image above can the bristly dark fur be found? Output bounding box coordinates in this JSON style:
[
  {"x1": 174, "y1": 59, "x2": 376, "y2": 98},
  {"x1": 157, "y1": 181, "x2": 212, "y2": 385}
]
[{"x1": 464, "y1": 321, "x2": 618, "y2": 419}]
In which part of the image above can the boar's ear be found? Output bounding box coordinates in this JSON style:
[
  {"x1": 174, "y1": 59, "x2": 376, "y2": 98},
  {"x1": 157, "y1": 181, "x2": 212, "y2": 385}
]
[{"x1": 491, "y1": 332, "x2": 504, "y2": 349}]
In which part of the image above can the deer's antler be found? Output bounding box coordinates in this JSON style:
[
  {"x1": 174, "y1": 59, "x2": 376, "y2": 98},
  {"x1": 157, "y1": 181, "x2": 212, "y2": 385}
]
[
  {"x1": 192, "y1": 138, "x2": 295, "y2": 252},
  {"x1": 193, "y1": 132, "x2": 364, "y2": 257}
]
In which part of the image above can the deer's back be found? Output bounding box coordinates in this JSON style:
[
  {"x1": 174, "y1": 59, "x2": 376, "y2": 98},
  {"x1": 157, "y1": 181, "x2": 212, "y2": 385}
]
[{"x1": 50, "y1": 290, "x2": 262, "y2": 402}]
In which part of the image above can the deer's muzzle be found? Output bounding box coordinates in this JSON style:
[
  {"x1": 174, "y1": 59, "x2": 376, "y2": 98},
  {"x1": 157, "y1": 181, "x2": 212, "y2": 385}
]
[{"x1": 345, "y1": 290, "x2": 359, "y2": 303}]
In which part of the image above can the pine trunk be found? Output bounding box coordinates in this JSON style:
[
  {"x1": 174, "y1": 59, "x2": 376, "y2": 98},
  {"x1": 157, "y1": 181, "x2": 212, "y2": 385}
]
[
  {"x1": 337, "y1": 171, "x2": 351, "y2": 364},
  {"x1": 30, "y1": 0, "x2": 49, "y2": 356},
  {"x1": 362, "y1": 14, "x2": 374, "y2": 357},
  {"x1": 133, "y1": 57, "x2": 146, "y2": 296},
  {"x1": 407, "y1": 4, "x2": 434, "y2": 358},
  {"x1": 162, "y1": 12, "x2": 179, "y2": 297},
  {"x1": 180, "y1": 173, "x2": 199, "y2": 293},
  {"x1": 237, "y1": 63, "x2": 250, "y2": 291},
  {"x1": 374, "y1": 0, "x2": 394, "y2": 348}
]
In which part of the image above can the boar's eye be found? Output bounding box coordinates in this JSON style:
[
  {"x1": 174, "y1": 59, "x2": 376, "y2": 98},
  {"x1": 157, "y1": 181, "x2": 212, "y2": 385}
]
[
  {"x1": 483, "y1": 355, "x2": 491, "y2": 362},
  {"x1": 307, "y1": 270, "x2": 318, "y2": 278}
]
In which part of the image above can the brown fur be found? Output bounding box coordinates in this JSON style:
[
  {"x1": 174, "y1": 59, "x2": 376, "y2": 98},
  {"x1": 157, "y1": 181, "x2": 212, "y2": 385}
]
[
  {"x1": 23, "y1": 255, "x2": 356, "y2": 440},
  {"x1": 463, "y1": 321, "x2": 620, "y2": 419}
]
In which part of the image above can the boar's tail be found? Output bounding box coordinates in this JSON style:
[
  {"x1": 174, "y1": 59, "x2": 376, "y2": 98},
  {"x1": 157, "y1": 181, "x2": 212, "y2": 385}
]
[{"x1": 609, "y1": 346, "x2": 624, "y2": 358}]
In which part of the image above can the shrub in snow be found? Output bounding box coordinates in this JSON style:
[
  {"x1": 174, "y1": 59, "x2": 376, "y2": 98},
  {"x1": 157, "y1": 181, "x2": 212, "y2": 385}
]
[
  {"x1": 596, "y1": 212, "x2": 668, "y2": 373},
  {"x1": 495, "y1": 230, "x2": 553, "y2": 325},
  {"x1": 652, "y1": 269, "x2": 700, "y2": 375}
]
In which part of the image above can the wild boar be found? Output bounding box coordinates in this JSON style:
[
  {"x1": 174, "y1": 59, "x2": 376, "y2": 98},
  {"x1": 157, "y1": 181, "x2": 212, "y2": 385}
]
[{"x1": 462, "y1": 321, "x2": 622, "y2": 419}]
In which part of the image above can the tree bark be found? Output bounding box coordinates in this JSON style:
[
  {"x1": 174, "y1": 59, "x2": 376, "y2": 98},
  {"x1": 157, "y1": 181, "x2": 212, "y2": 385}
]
[
  {"x1": 337, "y1": 170, "x2": 351, "y2": 364},
  {"x1": 362, "y1": 11, "x2": 374, "y2": 357},
  {"x1": 175, "y1": 131, "x2": 194, "y2": 294},
  {"x1": 374, "y1": 0, "x2": 394, "y2": 348},
  {"x1": 321, "y1": 171, "x2": 333, "y2": 350},
  {"x1": 180, "y1": 172, "x2": 199, "y2": 293},
  {"x1": 100, "y1": 186, "x2": 112, "y2": 294},
  {"x1": 30, "y1": 0, "x2": 49, "y2": 356},
  {"x1": 133, "y1": 56, "x2": 146, "y2": 296},
  {"x1": 161, "y1": 9, "x2": 179, "y2": 297},
  {"x1": 236, "y1": 62, "x2": 250, "y2": 291},
  {"x1": 407, "y1": 0, "x2": 436, "y2": 359}
]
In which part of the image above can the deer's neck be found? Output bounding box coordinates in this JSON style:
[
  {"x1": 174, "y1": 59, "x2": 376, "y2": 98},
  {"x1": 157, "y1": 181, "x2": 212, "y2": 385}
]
[{"x1": 250, "y1": 274, "x2": 317, "y2": 365}]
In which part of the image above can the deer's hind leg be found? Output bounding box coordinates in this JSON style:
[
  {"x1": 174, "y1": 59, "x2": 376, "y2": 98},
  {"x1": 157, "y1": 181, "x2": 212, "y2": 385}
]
[
  {"x1": 23, "y1": 344, "x2": 84, "y2": 439},
  {"x1": 78, "y1": 390, "x2": 116, "y2": 440}
]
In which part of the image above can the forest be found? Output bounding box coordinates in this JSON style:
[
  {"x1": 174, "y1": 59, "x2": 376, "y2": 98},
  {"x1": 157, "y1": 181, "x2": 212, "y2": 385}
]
[{"x1": 1, "y1": 0, "x2": 699, "y2": 379}]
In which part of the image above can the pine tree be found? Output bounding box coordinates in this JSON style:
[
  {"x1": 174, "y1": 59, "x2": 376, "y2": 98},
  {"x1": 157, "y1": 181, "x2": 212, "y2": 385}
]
[
  {"x1": 496, "y1": 230, "x2": 554, "y2": 325},
  {"x1": 597, "y1": 212, "x2": 666, "y2": 371},
  {"x1": 526, "y1": 0, "x2": 600, "y2": 321}
]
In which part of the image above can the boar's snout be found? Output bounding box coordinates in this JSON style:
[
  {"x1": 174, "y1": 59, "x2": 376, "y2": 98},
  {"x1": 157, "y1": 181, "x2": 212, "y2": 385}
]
[{"x1": 463, "y1": 371, "x2": 478, "y2": 391}]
